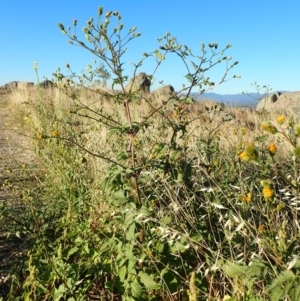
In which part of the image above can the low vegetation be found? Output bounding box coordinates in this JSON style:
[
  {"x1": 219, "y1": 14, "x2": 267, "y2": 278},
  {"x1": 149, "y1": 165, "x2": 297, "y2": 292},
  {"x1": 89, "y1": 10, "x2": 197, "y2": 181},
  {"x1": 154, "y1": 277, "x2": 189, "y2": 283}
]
[{"x1": 1, "y1": 6, "x2": 300, "y2": 301}]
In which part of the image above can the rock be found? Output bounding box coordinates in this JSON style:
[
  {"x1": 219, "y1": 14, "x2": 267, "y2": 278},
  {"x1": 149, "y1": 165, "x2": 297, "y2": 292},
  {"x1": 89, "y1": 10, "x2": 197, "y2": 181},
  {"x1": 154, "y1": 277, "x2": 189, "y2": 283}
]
[
  {"x1": 151, "y1": 85, "x2": 175, "y2": 98},
  {"x1": 256, "y1": 92, "x2": 282, "y2": 111},
  {"x1": 125, "y1": 72, "x2": 151, "y2": 93},
  {"x1": 0, "y1": 81, "x2": 35, "y2": 90},
  {"x1": 39, "y1": 80, "x2": 54, "y2": 88},
  {"x1": 1, "y1": 81, "x2": 19, "y2": 90},
  {"x1": 17, "y1": 82, "x2": 34, "y2": 89},
  {"x1": 256, "y1": 91, "x2": 300, "y2": 117}
]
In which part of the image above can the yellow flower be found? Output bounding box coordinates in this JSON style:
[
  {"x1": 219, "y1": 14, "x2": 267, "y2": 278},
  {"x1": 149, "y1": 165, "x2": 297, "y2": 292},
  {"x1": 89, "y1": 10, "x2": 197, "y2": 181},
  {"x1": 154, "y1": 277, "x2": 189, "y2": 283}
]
[
  {"x1": 263, "y1": 187, "x2": 274, "y2": 201},
  {"x1": 239, "y1": 142, "x2": 258, "y2": 161},
  {"x1": 276, "y1": 116, "x2": 286, "y2": 125},
  {"x1": 246, "y1": 192, "x2": 252, "y2": 203},
  {"x1": 268, "y1": 143, "x2": 277, "y2": 156},
  {"x1": 52, "y1": 130, "x2": 59, "y2": 137},
  {"x1": 38, "y1": 133, "x2": 45, "y2": 139},
  {"x1": 240, "y1": 192, "x2": 252, "y2": 203},
  {"x1": 258, "y1": 224, "x2": 265, "y2": 232},
  {"x1": 239, "y1": 151, "x2": 250, "y2": 161}
]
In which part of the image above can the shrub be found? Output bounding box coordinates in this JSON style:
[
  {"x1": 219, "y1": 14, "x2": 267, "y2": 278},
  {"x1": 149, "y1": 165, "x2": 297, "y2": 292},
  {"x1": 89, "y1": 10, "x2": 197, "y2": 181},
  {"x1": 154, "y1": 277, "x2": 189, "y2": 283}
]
[{"x1": 6, "y1": 6, "x2": 300, "y2": 301}]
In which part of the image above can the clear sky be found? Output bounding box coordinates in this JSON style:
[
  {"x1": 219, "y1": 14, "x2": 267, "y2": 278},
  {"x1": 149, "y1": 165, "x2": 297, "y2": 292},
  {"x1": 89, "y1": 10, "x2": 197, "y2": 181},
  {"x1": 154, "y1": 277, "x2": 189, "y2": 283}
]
[{"x1": 1, "y1": 0, "x2": 299, "y2": 94}]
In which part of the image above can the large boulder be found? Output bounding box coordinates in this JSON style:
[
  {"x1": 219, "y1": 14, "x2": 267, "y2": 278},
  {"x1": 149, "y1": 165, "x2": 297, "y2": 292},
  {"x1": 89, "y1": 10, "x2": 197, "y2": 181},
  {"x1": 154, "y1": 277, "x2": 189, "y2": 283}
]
[
  {"x1": 1, "y1": 81, "x2": 19, "y2": 90},
  {"x1": 39, "y1": 80, "x2": 54, "y2": 88},
  {"x1": 125, "y1": 72, "x2": 151, "y2": 93},
  {"x1": 256, "y1": 92, "x2": 282, "y2": 111},
  {"x1": 150, "y1": 85, "x2": 175, "y2": 99},
  {"x1": 256, "y1": 91, "x2": 300, "y2": 117},
  {"x1": 1, "y1": 81, "x2": 35, "y2": 90},
  {"x1": 18, "y1": 82, "x2": 34, "y2": 89}
]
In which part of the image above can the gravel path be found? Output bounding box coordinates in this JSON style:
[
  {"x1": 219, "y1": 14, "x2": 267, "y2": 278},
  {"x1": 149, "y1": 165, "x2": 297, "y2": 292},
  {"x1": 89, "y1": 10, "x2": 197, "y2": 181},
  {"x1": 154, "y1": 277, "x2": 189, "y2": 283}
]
[{"x1": 0, "y1": 93, "x2": 39, "y2": 298}]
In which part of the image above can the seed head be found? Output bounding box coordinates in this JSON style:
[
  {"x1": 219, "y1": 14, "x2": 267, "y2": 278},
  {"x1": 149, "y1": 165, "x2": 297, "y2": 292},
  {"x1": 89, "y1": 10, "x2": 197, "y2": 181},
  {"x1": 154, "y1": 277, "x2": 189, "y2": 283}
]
[
  {"x1": 261, "y1": 121, "x2": 277, "y2": 134},
  {"x1": 98, "y1": 6, "x2": 103, "y2": 16},
  {"x1": 294, "y1": 124, "x2": 300, "y2": 137},
  {"x1": 293, "y1": 146, "x2": 300, "y2": 158}
]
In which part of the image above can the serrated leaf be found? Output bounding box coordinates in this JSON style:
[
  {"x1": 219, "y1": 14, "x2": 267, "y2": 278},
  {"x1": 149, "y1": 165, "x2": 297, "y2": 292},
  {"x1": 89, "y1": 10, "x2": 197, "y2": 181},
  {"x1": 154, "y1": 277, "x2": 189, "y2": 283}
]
[
  {"x1": 52, "y1": 283, "x2": 67, "y2": 299},
  {"x1": 131, "y1": 280, "x2": 143, "y2": 298},
  {"x1": 289, "y1": 284, "x2": 300, "y2": 300},
  {"x1": 268, "y1": 286, "x2": 285, "y2": 301},
  {"x1": 266, "y1": 270, "x2": 295, "y2": 291},
  {"x1": 138, "y1": 271, "x2": 160, "y2": 290}
]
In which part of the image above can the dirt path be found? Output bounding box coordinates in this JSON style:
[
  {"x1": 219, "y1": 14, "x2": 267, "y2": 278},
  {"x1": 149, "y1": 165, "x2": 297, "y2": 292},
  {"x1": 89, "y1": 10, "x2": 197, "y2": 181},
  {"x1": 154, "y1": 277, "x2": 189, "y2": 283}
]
[{"x1": 0, "y1": 92, "x2": 39, "y2": 298}]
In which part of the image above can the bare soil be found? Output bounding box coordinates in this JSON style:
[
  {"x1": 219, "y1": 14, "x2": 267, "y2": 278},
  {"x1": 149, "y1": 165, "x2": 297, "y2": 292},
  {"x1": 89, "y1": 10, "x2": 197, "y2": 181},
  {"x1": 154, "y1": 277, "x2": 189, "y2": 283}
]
[{"x1": 0, "y1": 93, "x2": 39, "y2": 299}]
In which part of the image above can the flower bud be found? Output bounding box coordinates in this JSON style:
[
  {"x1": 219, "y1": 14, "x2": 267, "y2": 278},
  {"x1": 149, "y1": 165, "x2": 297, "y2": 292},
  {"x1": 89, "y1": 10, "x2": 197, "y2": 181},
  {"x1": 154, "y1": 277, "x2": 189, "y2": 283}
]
[{"x1": 58, "y1": 23, "x2": 65, "y2": 31}]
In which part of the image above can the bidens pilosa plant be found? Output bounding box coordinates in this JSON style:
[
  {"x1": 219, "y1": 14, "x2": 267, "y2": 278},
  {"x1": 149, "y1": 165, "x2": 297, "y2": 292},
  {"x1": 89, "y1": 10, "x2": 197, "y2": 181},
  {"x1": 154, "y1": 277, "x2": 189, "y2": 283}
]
[{"x1": 8, "y1": 6, "x2": 300, "y2": 301}]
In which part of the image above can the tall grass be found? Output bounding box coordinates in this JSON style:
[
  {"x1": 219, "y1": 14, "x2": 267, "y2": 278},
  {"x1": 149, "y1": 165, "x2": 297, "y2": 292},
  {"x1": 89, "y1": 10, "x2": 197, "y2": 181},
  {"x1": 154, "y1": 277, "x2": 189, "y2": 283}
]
[
  {"x1": 3, "y1": 6, "x2": 300, "y2": 300},
  {"x1": 4, "y1": 85, "x2": 300, "y2": 301}
]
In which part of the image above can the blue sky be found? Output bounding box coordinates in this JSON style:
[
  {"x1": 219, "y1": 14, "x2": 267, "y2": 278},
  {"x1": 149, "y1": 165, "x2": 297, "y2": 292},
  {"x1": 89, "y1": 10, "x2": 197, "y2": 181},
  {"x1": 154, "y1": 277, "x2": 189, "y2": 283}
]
[{"x1": 1, "y1": 0, "x2": 299, "y2": 94}]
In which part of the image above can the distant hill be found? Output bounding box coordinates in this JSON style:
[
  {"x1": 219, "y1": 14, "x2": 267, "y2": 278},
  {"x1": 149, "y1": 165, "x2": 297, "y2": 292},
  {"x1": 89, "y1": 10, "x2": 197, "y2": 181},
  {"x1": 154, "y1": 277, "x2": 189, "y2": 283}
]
[
  {"x1": 189, "y1": 91, "x2": 290, "y2": 108},
  {"x1": 190, "y1": 92, "x2": 262, "y2": 108}
]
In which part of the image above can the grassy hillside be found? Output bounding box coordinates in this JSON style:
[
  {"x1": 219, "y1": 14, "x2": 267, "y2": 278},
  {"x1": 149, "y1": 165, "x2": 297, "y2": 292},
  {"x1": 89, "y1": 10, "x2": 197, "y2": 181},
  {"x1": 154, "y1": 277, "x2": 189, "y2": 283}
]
[{"x1": 1, "y1": 85, "x2": 300, "y2": 300}]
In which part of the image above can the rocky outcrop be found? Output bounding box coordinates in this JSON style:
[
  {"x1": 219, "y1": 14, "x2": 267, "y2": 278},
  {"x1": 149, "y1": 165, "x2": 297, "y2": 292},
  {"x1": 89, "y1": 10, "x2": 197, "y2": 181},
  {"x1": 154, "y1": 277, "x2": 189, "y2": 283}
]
[
  {"x1": 256, "y1": 91, "x2": 300, "y2": 117},
  {"x1": 0, "y1": 81, "x2": 19, "y2": 90},
  {"x1": 18, "y1": 82, "x2": 34, "y2": 89},
  {"x1": 125, "y1": 72, "x2": 151, "y2": 93},
  {"x1": 39, "y1": 80, "x2": 54, "y2": 88},
  {"x1": 256, "y1": 92, "x2": 282, "y2": 111},
  {"x1": 150, "y1": 85, "x2": 175, "y2": 99},
  {"x1": 0, "y1": 81, "x2": 34, "y2": 90}
]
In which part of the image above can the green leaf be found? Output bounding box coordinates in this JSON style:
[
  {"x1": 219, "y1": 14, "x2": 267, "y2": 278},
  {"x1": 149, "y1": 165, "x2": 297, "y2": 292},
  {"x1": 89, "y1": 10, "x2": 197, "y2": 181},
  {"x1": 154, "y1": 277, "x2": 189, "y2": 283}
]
[
  {"x1": 67, "y1": 246, "x2": 79, "y2": 258},
  {"x1": 266, "y1": 270, "x2": 295, "y2": 292},
  {"x1": 138, "y1": 271, "x2": 160, "y2": 290},
  {"x1": 268, "y1": 286, "x2": 285, "y2": 301},
  {"x1": 114, "y1": 190, "x2": 126, "y2": 199},
  {"x1": 52, "y1": 284, "x2": 67, "y2": 299},
  {"x1": 108, "y1": 127, "x2": 121, "y2": 138},
  {"x1": 119, "y1": 265, "x2": 127, "y2": 282},
  {"x1": 131, "y1": 280, "x2": 143, "y2": 298},
  {"x1": 126, "y1": 222, "x2": 136, "y2": 241},
  {"x1": 222, "y1": 261, "x2": 247, "y2": 278},
  {"x1": 289, "y1": 284, "x2": 300, "y2": 301}
]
